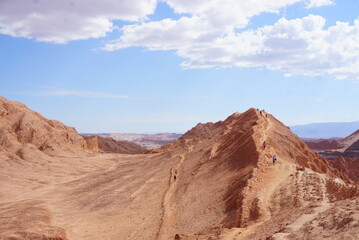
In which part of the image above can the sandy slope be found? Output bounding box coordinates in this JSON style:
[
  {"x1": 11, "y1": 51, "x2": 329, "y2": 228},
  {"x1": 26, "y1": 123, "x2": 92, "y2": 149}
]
[
  {"x1": 0, "y1": 152, "x2": 177, "y2": 239},
  {"x1": 1, "y1": 98, "x2": 359, "y2": 240}
]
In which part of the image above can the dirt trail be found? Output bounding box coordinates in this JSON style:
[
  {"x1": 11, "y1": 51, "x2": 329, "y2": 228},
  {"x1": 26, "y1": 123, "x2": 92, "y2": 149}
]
[
  {"x1": 158, "y1": 149, "x2": 189, "y2": 240},
  {"x1": 257, "y1": 114, "x2": 293, "y2": 213}
]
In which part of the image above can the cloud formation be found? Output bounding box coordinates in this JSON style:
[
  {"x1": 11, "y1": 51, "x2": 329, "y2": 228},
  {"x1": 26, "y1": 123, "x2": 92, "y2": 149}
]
[
  {"x1": 306, "y1": 0, "x2": 334, "y2": 8},
  {"x1": 0, "y1": 0, "x2": 156, "y2": 43},
  {"x1": 2, "y1": 0, "x2": 358, "y2": 79},
  {"x1": 104, "y1": 2, "x2": 359, "y2": 79}
]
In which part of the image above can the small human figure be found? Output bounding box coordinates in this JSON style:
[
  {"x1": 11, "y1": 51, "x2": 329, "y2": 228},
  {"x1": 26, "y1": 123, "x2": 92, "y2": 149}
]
[
  {"x1": 272, "y1": 155, "x2": 277, "y2": 165},
  {"x1": 260, "y1": 111, "x2": 262, "y2": 115},
  {"x1": 262, "y1": 141, "x2": 267, "y2": 149}
]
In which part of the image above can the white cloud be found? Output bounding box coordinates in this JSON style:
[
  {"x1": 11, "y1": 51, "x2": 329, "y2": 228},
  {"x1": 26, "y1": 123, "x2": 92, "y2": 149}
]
[
  {"x1": 0, "y1": 0, "x2": 327, "y2": 43},
  {"x1": 44, "y1": 89, "x2": 128, "y2": 99},
  {"x1": 0, "y1": 0, "x2": 157, "y2": 43},
  {"x1": 105, "y1": 13, "x2": 359, "y2": 79},
  {"x1": 3, "y1": 0, "x2": 356, "y2": 79},
  {"x1": 165, "y1": 0, "x2": 305, "y2": 30},
  {"x1": 305, "y1": 0, "x2": 334, "y2": 8}
]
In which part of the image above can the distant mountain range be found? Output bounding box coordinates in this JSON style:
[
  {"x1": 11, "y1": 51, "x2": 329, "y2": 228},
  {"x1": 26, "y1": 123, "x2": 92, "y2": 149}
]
[
  {"x1": 290, "y1": 121, "x2": 359, "y2": 139},
  {"x1": 82, "y1": 133, "x2": 182, "y2": 149}
]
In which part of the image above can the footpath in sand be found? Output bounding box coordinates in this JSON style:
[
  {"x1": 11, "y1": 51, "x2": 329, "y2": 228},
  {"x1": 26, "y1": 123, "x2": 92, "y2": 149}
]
[{"x1": 158, "y1": 145, "x2": 194, "y2": 240}]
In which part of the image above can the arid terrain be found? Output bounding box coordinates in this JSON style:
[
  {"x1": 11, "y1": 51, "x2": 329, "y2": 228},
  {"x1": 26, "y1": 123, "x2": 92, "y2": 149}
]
[
  {"x1": 1, "y1": 96, "x2": 359, "y2": 240},
  {"x1": 303, "y1": 130, "x2": 359, "y2": 158},
  {"x1": 84, "y1": 135, "x2": 146, "y2": 154},
  {"x1": 84, "y1": 133, "x2": 182, "y2": 149},
  {"x1": 303, "y1": 130, "x2": 359, "y2": 185}
]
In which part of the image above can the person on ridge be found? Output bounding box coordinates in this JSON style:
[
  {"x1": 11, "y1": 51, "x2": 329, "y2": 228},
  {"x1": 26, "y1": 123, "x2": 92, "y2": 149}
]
[
  {"x1": 262, "y1": 141, "x2": 267, "y2": 149},
  {"x1": 272, "y1": 155, "x2": 277, "y2": 165}
]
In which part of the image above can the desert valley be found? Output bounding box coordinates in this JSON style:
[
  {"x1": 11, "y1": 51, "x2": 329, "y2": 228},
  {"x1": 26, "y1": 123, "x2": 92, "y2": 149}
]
[{"x1": 1, "y1": 96, "x2": 359, "y2": 240}]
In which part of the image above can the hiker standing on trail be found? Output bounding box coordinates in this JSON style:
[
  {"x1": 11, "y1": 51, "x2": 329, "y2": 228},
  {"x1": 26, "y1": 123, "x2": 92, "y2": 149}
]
[
  {"x1": 262, "y1": 141, "x2": 267, "y2": 149},
  {"x1": 272, "y1": 155, "x2": 277, "y2": 165}
]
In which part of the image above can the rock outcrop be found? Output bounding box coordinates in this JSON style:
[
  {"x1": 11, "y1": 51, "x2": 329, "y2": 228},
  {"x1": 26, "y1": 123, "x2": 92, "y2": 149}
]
[
  {"x1": 0, "y1": 96, "x2": 88, "y2": 158},
  {"x1": 330, "y1": 157, "x2": 359, "y2": 183}
]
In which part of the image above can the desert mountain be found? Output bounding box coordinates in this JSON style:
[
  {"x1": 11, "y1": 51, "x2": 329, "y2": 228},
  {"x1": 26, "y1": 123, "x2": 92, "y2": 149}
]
[
  {"x1": 154, "y1": 109, "x2": 357, "y2": 239},
  {"x1": 304, "y1": 129, "x2": 359, "y2": 159},
  {"x1": 303, "y1": 129, "x2": 359, "y2": 184},
  {"x1": 84, "y1": 135, "x2": 146, "y2": 154},
  {"x1": 0, "y1": 96, "x2": 144, "y2": 158},
  {"x1": 330, "y1": 157, "x2": 359, "y2": 183},
  {"x1": 1, "y1": 100, "x2": 358, "y2": 240},
  {"x1": 0, "y1": 96, "x2": 88, "y2": 158},
  {"x1": 340, "y1": 130, "x2": 359, "y2": 157},
  {"x1": 304, "y1": 138, "x2": 342, "y2": 151}
]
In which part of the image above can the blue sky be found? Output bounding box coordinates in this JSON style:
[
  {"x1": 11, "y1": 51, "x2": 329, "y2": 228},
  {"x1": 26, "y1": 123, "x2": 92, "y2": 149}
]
[{"x1": 0, "y1": 0, "x2": 358, "y2": 133}]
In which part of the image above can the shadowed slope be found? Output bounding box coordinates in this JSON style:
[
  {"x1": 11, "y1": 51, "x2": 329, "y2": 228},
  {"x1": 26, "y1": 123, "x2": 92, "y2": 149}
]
[{"x1": 330, "y1": 157, "x2": 359, "y2": 183}]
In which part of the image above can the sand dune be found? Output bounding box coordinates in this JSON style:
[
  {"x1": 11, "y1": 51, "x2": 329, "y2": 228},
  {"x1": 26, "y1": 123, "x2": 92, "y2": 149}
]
[{"x1": 1, "y1": 97, "x2": 358, "y2": 239}]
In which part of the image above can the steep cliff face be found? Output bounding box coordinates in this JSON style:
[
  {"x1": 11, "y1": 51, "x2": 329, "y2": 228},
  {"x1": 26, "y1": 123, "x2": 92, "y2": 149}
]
[
  {"x1": 330, "y1": 157, "x2": 359, "y2": 183},
  {"x1": 343, "y1": 139, "x2": 359, "y2": 159},
  {"x1": 339, "y1": 129, "x2": 359, "y2": 151}
]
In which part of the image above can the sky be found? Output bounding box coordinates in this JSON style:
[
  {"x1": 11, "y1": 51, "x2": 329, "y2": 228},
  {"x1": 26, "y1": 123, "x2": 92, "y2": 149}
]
[{"x1": 0, "y1": 0, "x2": 359, "y2": 133}]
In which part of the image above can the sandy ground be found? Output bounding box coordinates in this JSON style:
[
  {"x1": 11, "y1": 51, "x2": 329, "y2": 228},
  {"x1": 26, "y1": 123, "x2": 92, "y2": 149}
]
[{"x1": 0, "y1": 152, "x2": 178, "y2": 239}]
